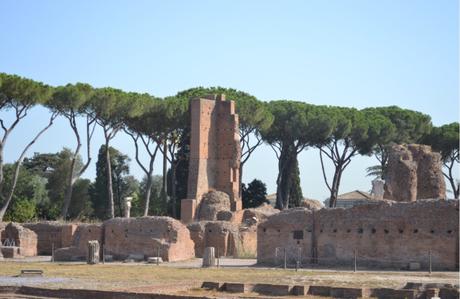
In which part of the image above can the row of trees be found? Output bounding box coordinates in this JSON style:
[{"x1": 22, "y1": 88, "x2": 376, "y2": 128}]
[{"x1": 0, "y1": 73, "x2": 458, "y2": 221}]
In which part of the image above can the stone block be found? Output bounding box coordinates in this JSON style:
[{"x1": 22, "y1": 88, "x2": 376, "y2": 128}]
[
  {"x1": 202, "y1": 247, "x2": 216, "y2": 267},
  {"x1": 224, "y1": 283, "x2": 251, "y2": 293},
  {"x1": 86, "y1": 240, "x2": 100, "y2": 265},
  {"x1": 1, "y1": 246, "x2": 21, "y2": 258},
  {"x1": 291, "y1": 285, "x2": 308, "y2": 296},
  {"x1": 308, "y1": 286, "x2": 331, "y2": 296},
  {"x1": 127, "y1": 254, "x2": 144, "y2": 261},
  {"x1": 147, "y1": 257, "x2": 163, "y2": 264},
  {"x1": 330, "y1": 287, "x2": 365, "y2": 298},
  {"x1": 439, "y1": 288, "x2": 460, "y2": 299},
  {"x1": 201, "y1": 281, "x2": 222, "y2": 290},
  {"x1": 254, "y1": 284, "x2": 291, "y2": 296},
  {"x1": 370, "y1": 288, "x2": 417, "y2": 299}
]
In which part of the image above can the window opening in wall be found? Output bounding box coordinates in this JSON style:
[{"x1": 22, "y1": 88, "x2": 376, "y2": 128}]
[
  {"x1": 413, "y1": 229, "x2": 418, "y2": 233},
  {"x1": 347, "y1": 229, "x2": 351, "y2": 233},
  {"x1": 398, "y1": 229, "x2": 404, "y2": 234},
  {"x1": 263, "y1": 228, "x2": 266, "y2": 233},
  {"x1": 333, "y1": 229, "x2": 337, "y2": 233},
  {"x1": 293, "y1": 230, "x2": 304, "y2": 240},
  {"x1": 447, "y1": 230, "x2": 452, "y2": 234},
  {"x1": 430, "y1": 230, "x2": 435, "y2": 234},
  {"x1": 357, "y1": 228, "x2": 363, "y2": 234},
  {"x1": 371, "y1": 228, "x2": 376, "y2": 234},
  {"x1": 384, "y1": 229, "x2": 389, "y2": 234}
]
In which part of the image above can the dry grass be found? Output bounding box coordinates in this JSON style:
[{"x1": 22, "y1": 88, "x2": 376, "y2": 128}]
[{"x1": 0, "y1": 261, "x2": 457, "y2": 294}]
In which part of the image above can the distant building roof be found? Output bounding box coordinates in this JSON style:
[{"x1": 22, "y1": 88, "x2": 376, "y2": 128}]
[
  {"x1": 336, "y1": 190, "x2": 374, "y2": 201},
  {"x1": 266, "y1": 193, "x2": 323, "y2": 209}
]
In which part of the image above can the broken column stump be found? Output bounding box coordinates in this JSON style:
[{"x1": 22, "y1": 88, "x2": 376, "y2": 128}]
[
  {"x1": 87, "y1": 240, "x2": 100, "y2": 265},
  {"x1": 202, "y1": 247, "x2": 216, "y2": 267}
]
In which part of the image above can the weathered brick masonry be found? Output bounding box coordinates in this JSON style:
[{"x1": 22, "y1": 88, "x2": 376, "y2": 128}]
[
  {"x1": 181, "y1": 95, "x2": 241, "y2": 223},
  {"x1": 258, "y1": 200, "x2": 459, "y2": 270}
]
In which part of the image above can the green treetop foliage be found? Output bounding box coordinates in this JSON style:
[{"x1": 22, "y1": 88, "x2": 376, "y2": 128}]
[
  {"x1": 316, "y1": 106, "x2": 376, "y2": 208},
  {"x1": 89, "y1": 145, "x2": 134, "y2": 219},
  {"x1": 0, "y1": 73, "x2": 57, "y2": 221},
  {"x1": 361, "y1": 106, "x2": 432, "y2": 178},
  {"x1": 261, "y1": 101, "x2": 332, "y2": 209},
  {"x1": 2, "y1": 163, "x2": 48, "y2": 222},
  {"x1": 90, "y1": 87, "x2": 144, "y2": 128},
  {"x1": 242, "y1": 179, "x2": 268, "y2": 209},
  {"x1": 48, "y1": 83, "x2": 94, "y2": 114},
  {"x1": 0, "y1": 73, "x2": 53, "y2": 108}
]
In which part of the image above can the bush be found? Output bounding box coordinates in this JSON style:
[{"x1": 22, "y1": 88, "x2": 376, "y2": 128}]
[{"x1": 4, "y1": 198, "x2": 36, "y2": 222}]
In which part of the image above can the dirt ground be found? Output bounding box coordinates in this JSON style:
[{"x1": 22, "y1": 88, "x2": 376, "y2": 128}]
[{"x1": 0, "y1": 258, "x2": 458, "y2": 297}]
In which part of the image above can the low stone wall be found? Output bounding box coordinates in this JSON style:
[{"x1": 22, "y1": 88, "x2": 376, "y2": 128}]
[
  {"x1": 188, "y1": 221, "x2": 257, "y2": 258},
  {"x1": 23, "y1": 222, "x2": 77, "y2": 255},
  {"x1": 258, "y1": 200, "x2": 459, "y2": 270},
  {"x1": 103, "y1": 217, "x2": 195, "y2": 262},
  {"x1": 54, "y1": 224, "x2": 103, "y2": 261}
]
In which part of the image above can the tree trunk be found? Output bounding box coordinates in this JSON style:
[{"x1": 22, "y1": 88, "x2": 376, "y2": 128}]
[
  {"x1": 328, "y1": 166, "x2": 340, "y2": 208},
  {"x1": 161, "y1": 139, "x2": 168, "y2": 209},
  {"x1": 171, "y1": 162, "x2": 177, "y2": 218},
  {"x1": 105, "y1": 139, "x2": 115, "y2": 219},
  {"x1": 275, "y1": 144, "x2": 296, "y2": 210},
  {"x1": 60, "y1": 143, "x2": 81, "y2": 220},
  {"x1": 143, "y1": 174, "x2": 153, "y2": 216},
  {"x1": 239, "y1": 162, "x2": 244, "y2": 199},
  {"x1": 0, "y1": 113, "x2": 56, "y2": 221}
]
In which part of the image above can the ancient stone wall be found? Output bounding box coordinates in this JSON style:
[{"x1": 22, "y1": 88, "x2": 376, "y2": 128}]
[
  {"x1": 54, "y1": 224, "x2": 103, "y2": 261},
  {"x1": 23, "y1": 222, "x2": 77, "y2": 255},
  {"x1": 384, "y1": 144, "x2": 446, "y2": 201},
  {"x1": 258, "y1": 200, "x2": 459, "y2": 270},
  {"x1": 1, "y1": 223, "x2": 37, "y2": 257},
  {"x1": 182, "y1": 95, "x2": 241, "y2": 223},
  {"x1": 188, "y1": 220, "x2": 257, "y2": 258},
  {"x1": 103, "y1": 217, "x2": 195, "y2": 262}
]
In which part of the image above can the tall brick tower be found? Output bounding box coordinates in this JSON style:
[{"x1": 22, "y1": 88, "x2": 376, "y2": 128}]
[{"x1": 181, "y1": 94, "x2": 241, "y2": 223}]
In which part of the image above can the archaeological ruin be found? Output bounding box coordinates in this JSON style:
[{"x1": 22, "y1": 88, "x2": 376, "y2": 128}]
[
  {"x1": 181, "y1": 95, "x2": 242, "y2": 223},
  {"x1": 257, "y1": 200, "x2": 459, "y2": 270},
  {"x1": 384, "y1": 144, "x2": 446, "y2": 201},
  {"x1": 0, "y1": 97, "x2": 457, "y2": 274}
]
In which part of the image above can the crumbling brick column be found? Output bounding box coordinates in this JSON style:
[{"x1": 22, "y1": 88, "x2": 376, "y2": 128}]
[{"x1": 182, "y1": 94, "x2": 242, "y2": 223}]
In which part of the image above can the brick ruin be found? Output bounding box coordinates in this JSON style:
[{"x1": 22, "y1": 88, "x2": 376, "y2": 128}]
[
  {"x1": 1, "y1": 222, "x2": 37, "y2": 257},
  {"x1": 258, "y1": 200, "x2": 459, "y2": 270},
  {"x1": 103, "y1": 217, "x2": 195, "y2": 261},
  {"x1": 384, "y1": 144, "x2": 446, "y2": 201},
  {"x1": 181, "y1": 95, "x2": 242, "y2": 223}
]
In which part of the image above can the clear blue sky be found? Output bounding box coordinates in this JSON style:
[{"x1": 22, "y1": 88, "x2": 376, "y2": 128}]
[{"x1": 0, "y1": 0, "x2": 458, "y2": 200}]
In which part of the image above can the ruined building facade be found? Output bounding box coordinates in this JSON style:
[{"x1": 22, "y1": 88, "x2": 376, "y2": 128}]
[
  {"x1": 258, "y1": 200, "x2": 459, "y2": 270},
  {"x1": 181, "y1": 95, "x2": 242, "y2": 223}
]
